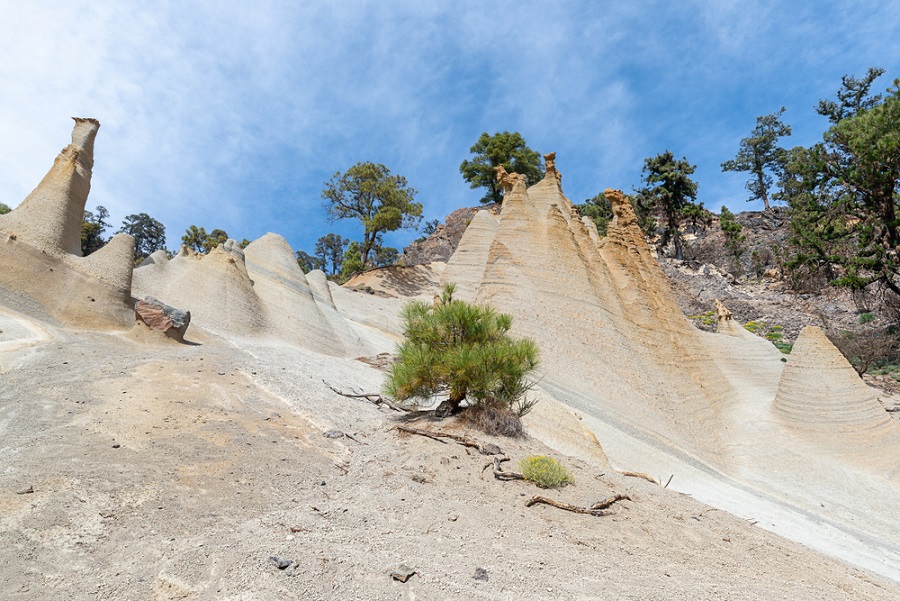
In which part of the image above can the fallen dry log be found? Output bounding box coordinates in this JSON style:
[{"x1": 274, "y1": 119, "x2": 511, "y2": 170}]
[
  {"x1": 324, "y1": 381, "x2": 406, "y2": 412},
  {"x1": 526, "y1": 493, "x2": 630, "y2": 517},
  {"x1": 494, "y1": 471, "x2": 526, "y2": 482},
  {"x1": 396, "y1": 425, "x2": 503, "y2": 455}
]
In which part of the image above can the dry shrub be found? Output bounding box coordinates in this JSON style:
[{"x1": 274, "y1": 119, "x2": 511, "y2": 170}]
[
  {"x1": 785, "y1": 263, "x2": 832, "y2": 293},
  {"x1": 462, "y1": 404, "x2": 525, "y2": 438},
  {"x1": 827, "y1": 327, "x2": 899, "y2": 375}
]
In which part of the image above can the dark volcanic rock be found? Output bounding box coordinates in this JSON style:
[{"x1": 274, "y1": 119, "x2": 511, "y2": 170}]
[{"x1": 399, "y1": 204, "x2": 500, "y2": 266}]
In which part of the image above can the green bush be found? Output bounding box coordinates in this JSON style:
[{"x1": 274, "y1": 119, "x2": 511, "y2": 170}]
[
  {"x1": 743, "y1": 320, "x2": 763, "y2": 333},
  {"x1": 859, "y1": 312, "x2": 875, "y2": 324},
  {"x1": 688, "y1": 310, "x2": 717, "y2": 327},
  {"x1": 774, "y1": 341, "x2": 793, "y2": 354},
  {"x1": 384, "y1": 283, "x2": 539, "y2": 421},
  {"x1": 519, "y1": 455, "x2": 574, "y2": 488},
  {"x1": 743, "y1": 320, "x2": 792, "y2": 353}
]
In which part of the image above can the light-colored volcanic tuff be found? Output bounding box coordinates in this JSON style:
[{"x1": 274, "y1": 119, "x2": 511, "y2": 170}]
[
  {"x1": 0, "y1": 119, "x2": 134, "y2": 329},
  {"x1": 448, "y1": 170, "x2": 734, "y2": 454},
  {"x1": 435, "y1": 159, "x2": 900, "y2": 579},
  {"x1": 2, "y1": 120, "x2": 900, "y2": 597},
  {"x1": 773, "y1": 326, "x2": 900, "y2": 475}
]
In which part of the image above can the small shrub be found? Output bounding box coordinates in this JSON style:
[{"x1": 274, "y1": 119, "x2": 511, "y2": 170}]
[
  {"x1": 519, "y1": 455, "x2": 573, "y2": 488},
  {"x1": 688, "y1": 310, "x2": 717, "y2": 329},
  {"x1": 743, "y1": 320, "x2": 764, "y2": 334},
  {"x1": 743, "y1": 320, "x2": 792, "y2": 352},
  {"x1": 827, "y1": 328, "x2": 899, "y2": 376},
  {"x1": 719, "y1": 207, "x2": 746, "y2": 260},
  {"x1": 859, "y1": 312, "x2": 875, "y2": 324},
  {"x1": 774, "y1": 341, "x2": 793, "y2": 354}
]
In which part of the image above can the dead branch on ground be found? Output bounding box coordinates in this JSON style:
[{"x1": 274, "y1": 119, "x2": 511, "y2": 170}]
[
  {"x1": 324, "y1": 380, "x2": 405, "y2": 412},
  {"x1": 343, "y1": 432, "x2": 367, "y2": 445},
  {"x1": 396, "y1": 425, "x2": 503, "y2": 455},
  {"x1": 589, "y1": 493, "x2": 632, "y2": 510},
  {"x1": 491, "y1": 455, "x2": 524, "y2": 481},
  {"x1": 525, "y1": 494, "x2": 630, "y2": 517},
  {"x1": 482, "y1": 454, "x2": 510, "y2": 474}
]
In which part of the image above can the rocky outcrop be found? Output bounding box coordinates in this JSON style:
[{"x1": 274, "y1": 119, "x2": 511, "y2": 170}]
[
  {"x1": 448, "y1": 165, "x2": 733, "y2": 452},
  {"x1": 0, "y1": 118, "x2": 99, "y2": 256},
  {"x1": 0, "y1": 119, "x2": 134, "y2": 329},
  {"x1": 133, "y1": 239, "x2": 266, "y2": 339},
  {"x1": 244, "y1": 233, "x2": 361, "y2": 355},
  {"x1": 344, "y1": 262, "x2": 445, "y2": 299},
  {"x1": 399, "y1": 204, "x2": 500, "y2": 266},
  {"x1": 134, "y1": 296, "x2": 191, "y2": 342},
  {"x1": 774, "y1": 326, "x2": 900, "y2": 440},
  {"x1": 439, "y1": 210, "x2": 499, "y2": 302},
  {"x1": 133, "y1": 234, "x2": 365, "y2": 355}
]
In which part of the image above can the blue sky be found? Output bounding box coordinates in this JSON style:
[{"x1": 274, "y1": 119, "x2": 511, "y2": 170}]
[{"x1": 1, "y1": 1, "x2": 898, "y2": 255}]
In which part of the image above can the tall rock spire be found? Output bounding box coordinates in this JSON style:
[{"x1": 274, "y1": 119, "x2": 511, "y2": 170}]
[{"x1": 0, "y1": 118, "x2": 99, "y2": 255}]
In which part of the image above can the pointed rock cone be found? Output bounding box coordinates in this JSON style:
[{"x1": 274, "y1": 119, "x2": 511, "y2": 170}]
[
  {"x1": 0, "y1": 118, "x2": 100, "y2": 256},
  {"x1": 79, "y1": 233, "x2": 135, "y2": 295},
  {"x1": 773, "y1": 326, "x2": 898, "y2": 439},
  {"x1": 440, "y1": 210, "x2": 499, "y2": 302}
]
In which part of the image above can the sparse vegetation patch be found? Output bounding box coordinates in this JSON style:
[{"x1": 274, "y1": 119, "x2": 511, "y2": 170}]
[{"x1": 519, "y1": 455, "x2": 574, "y2": 489}]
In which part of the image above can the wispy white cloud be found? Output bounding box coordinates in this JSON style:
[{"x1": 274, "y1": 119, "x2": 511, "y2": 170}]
[{"x1": 1, "y1": 1, "x2": 899, "y2": 249}]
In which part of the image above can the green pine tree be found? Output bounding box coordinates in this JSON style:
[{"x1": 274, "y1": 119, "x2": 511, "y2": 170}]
[
  {"x1": 719, "y1": 207, "x2": 746, "y2": 260},
  {"x1": 384, "y1": 284, "x2": 539, "y2": 427}
]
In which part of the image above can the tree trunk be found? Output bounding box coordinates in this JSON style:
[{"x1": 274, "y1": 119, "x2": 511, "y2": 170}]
[
  {"x1": 759, "y1": 173, "x2": 771, "y2": 210},
  {"x1": 435, "y1": 389, "x2": 466, "y2": 418},
  {"x1": 361, "y1": 231, "x2": 376, "y2": 269},
  {"x1": 447, "y1": 389, "x2": 465, "y2": 413}
]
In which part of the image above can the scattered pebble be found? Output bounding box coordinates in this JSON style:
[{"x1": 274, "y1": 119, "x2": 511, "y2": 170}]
[
  {"x1": 323, "y1": 429, "x2": 345, "y2": 439},
  {"x1": 16, "y1": 485, "x2": 34, "y2": 495},
  {"x1": 474, "y1": 567, "x2": 489, "y2": 581},
  {"x1": 481, "y1": 443, "x2": 502, "y2": 456},
  {"x1": 269, "y1": 556, "x2": 292, "y2": 570},
  {"x1": 390, "y1": 564, "x2": 416, "y2": 582},
  {"x1": 112, "y1": 444, "x2": 121, "y2": 449}
]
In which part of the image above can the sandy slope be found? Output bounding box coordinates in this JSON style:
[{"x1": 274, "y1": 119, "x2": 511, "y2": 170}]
[{"x1": 2, "y1": 318, "x2": 899, "y2": 600}]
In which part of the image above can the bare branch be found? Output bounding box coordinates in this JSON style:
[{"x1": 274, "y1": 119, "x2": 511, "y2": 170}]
[
  {"x1": 589, "y1": 494, "x2": 632, "y2": 511},
  {"x1": 525, "y1": 496, "x2": 626, "y2": 517},
  {"x1": 323, "y1": 380, "x2": 406, "y2": 412},
  {"x1": 395, "y1": 425, "x2": 503, "y2": 455}
]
